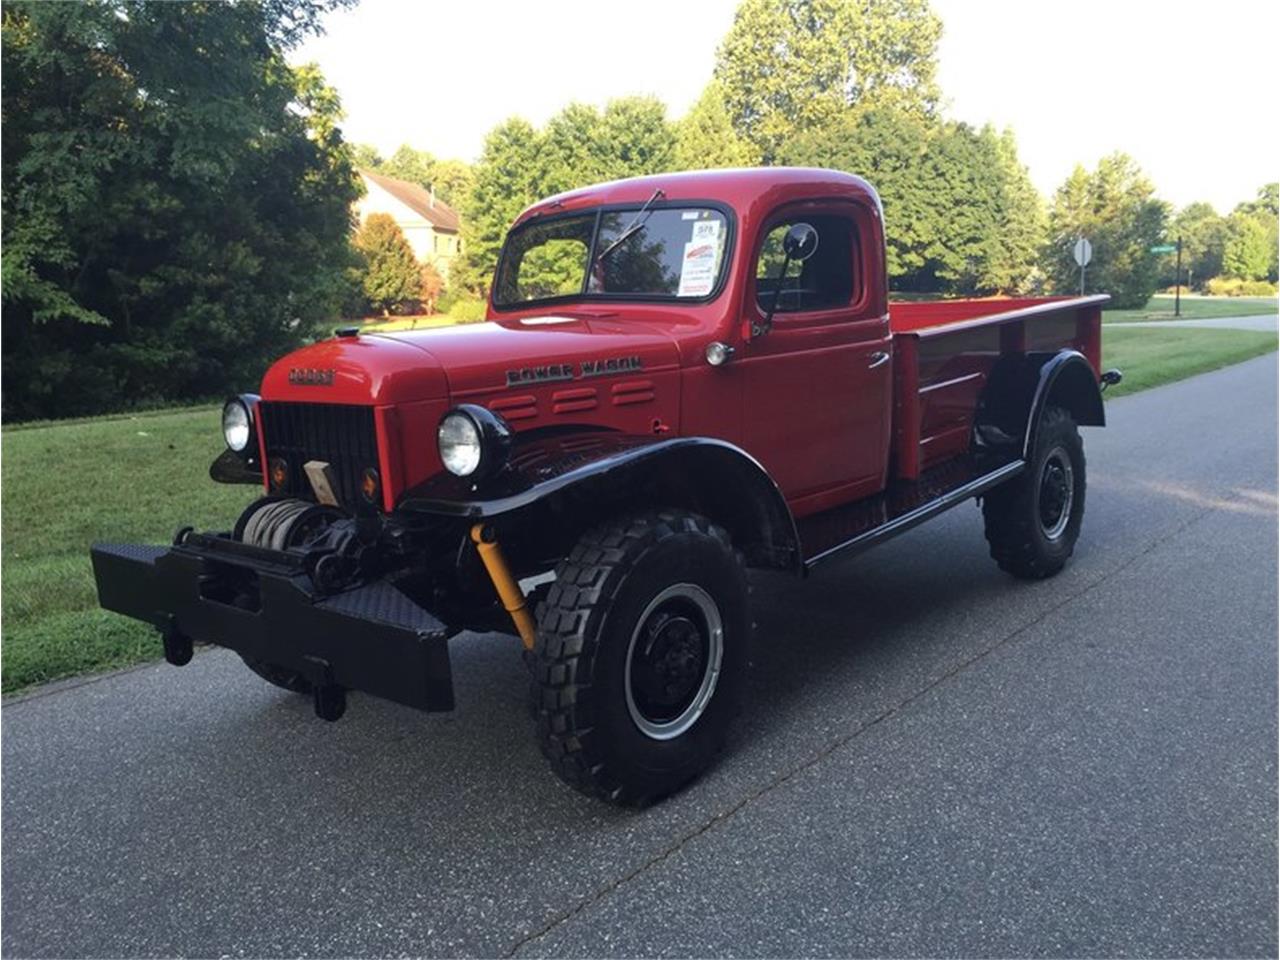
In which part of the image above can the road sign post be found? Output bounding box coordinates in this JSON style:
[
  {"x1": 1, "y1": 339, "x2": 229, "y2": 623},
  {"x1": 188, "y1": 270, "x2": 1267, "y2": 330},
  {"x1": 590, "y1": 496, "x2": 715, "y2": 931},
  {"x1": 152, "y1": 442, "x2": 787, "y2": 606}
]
[
  {"x1": 1150, "y1": 241, "x2": 1183, "y2": 316},
  {"x1": 1073, "y1": 237, "x2": 1092, "y2": 295},
  {"x1": 1175, "y1": 235, "x2": 1182, "y2": 317}
]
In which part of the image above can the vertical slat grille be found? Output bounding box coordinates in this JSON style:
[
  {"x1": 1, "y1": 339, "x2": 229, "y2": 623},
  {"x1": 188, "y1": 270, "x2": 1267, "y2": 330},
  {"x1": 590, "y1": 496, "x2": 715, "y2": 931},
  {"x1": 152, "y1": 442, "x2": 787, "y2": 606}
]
[{"x1": 258, "y1": 402, "x2": 378, "y2": 507}]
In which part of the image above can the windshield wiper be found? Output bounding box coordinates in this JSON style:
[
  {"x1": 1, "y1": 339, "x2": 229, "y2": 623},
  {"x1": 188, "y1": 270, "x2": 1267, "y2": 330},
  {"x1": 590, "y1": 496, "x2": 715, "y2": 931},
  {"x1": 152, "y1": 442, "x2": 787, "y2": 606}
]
[{"x1": 592, "y1": 188, "x2": 665, "y2": 266}]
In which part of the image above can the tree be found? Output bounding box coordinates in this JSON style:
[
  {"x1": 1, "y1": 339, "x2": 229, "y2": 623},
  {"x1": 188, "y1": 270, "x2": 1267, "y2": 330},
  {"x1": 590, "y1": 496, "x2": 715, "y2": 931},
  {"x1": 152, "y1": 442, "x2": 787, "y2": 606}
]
[
  {"x1": 1228, "y1": 184, "x2": 1279, "y2": 283},
  {"x1": 353, "y1": 214, "x2": 422, "y2": 314},
  {"x1": 1222, "y1": 213, "x2": 1271, "y2": 281},
  {"x1": 1169, "y1": 202, "x2": 1228, "y2": 288},
  {"x1": 596, "y1": 97, "x2": 677, "y2": 180},
  {"x1": 419, "y1": 261, "x2": 444, "y2": 315},
  {"x1": 351, "y1": 143, "x2": 383, "y2": 169},
  {"x1": 426, "y1": 159, "x2": 475, "y2": 209},
  {"x1": 714, "y1": 0, "x2": 942, "y2": 163},
  {"x1": 986, "y1": 127, "x2": 1045, "y2": 294},
  {"x1": 381, "y1": 144, "x2": 437, "y2": 189},
  {"x1": 1, "y1": 0, "x2": 358, "y2": 421},
  {"x1": 1043, "y1": 153, "x2": 1168, "y2": 308},
  {"x1": 674, "y1": 82, "x2": 758, "y2": 171}
]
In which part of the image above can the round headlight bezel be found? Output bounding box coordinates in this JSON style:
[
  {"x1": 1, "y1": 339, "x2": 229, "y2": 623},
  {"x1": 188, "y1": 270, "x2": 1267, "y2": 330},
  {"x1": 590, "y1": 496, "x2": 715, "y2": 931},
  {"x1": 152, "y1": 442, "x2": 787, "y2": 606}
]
[
  {"x1": 222, "y1": 394, "x2": 260, "y2": 457},
  {"x1": 437, "y1": 405, "x2": 512, "y2": 480}
]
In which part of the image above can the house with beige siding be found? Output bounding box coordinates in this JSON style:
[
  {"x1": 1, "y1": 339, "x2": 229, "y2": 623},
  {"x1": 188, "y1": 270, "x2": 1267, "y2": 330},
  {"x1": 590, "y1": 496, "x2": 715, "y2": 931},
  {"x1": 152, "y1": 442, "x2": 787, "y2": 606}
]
[{"x1": 356, "y1": 169, "x2": 462, "y2": 278}]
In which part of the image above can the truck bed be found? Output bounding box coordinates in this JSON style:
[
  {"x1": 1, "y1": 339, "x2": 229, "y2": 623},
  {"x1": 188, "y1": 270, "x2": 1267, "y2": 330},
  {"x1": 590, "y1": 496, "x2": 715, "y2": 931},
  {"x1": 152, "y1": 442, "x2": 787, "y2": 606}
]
[
  {"x1": 797, "y1": 294, "x2": 1109, "y2": 566},
  {"x1": 886, "y1": 295, "x2": 1107, "y2": 482}
]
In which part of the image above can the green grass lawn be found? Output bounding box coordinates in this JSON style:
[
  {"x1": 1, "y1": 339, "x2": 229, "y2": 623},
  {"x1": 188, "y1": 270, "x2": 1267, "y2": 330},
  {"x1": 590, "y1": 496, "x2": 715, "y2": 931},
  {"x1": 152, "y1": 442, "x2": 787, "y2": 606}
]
[
  {"x1": 1104, "y1": 294, "x2": 1278, "y2": 323},
  {"x1": 2, "y1": 407, "x2": 254, "y2": 692},
  {"x1": 2, "y1": 326, "x2": 1276, "y2": 694},
  {"x1": 1101, "y1": 327, "x2": 1277, "y2": 397}
]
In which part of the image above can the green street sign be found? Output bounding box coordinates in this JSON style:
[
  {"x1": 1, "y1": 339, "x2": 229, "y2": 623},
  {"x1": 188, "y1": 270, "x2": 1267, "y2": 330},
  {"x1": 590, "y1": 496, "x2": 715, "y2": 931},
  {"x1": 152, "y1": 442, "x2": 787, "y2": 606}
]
[{"x1": 1150, "y1": 244, "x2": 1177, "y2": 253}]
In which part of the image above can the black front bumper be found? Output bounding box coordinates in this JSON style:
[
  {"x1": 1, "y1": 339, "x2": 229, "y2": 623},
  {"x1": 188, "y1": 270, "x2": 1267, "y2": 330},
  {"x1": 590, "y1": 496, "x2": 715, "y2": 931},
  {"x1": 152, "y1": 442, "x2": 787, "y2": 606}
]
[{"x1": 90, "y1": 534, "x2": 455, "y2": 715}]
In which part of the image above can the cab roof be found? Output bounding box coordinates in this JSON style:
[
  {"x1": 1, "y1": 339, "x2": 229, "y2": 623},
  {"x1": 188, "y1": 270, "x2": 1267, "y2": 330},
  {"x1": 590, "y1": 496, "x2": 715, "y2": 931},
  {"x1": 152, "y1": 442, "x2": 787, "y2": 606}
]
[{"x1": 512, "y1": 167, "x2": 882, "y2": 228}]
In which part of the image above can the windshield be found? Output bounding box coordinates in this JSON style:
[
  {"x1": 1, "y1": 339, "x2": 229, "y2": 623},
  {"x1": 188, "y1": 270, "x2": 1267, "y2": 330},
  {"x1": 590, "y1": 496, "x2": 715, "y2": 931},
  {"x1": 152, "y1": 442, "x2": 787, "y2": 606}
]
[{"x1": 494, "y1": 206, "x2": 730, "y2": 307}]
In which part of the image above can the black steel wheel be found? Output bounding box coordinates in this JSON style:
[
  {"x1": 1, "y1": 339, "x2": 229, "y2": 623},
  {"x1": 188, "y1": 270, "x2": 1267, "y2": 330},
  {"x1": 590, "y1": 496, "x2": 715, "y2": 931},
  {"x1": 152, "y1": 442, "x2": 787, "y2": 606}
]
[
  {"x1": 983, "y1": 405, "x2": 1086, "y2": 579},
  {"x1": 533, "y1": 510, "x2": 748, "y2": 805}
]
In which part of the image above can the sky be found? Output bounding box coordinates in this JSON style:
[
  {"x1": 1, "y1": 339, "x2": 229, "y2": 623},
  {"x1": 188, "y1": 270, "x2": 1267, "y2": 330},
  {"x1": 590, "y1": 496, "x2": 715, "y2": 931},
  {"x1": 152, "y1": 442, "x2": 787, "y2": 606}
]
[{"x1": 293, "y1": 0, "x2": 1279, "y2": 213}]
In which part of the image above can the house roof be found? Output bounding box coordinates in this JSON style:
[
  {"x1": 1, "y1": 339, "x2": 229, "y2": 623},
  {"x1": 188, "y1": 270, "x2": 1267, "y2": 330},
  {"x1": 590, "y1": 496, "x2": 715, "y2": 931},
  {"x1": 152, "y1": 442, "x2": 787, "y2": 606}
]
[{"x1": 359, "y1": 169, "x2": 461, "y2": 232}]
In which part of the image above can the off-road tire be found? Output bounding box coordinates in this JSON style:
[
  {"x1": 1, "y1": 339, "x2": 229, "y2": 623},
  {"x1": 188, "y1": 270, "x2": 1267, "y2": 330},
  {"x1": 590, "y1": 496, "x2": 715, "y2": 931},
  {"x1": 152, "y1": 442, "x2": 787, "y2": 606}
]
[
  {"x1": 240, "y1": 656, "x2": 311, "y2": 694},
  {"x1": 533, "y1": 510, "x2": 748, "y2": 804},
  {"x1": 983, "y1": 405, "x2": 1086, "y2": 579}
]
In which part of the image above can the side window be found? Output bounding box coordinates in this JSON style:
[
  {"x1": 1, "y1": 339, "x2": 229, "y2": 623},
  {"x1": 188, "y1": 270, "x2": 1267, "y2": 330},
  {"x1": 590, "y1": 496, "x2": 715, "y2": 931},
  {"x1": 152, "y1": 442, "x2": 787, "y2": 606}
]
[{"x1": 755, "y1": 213, "x2": 858, "y2": 313}]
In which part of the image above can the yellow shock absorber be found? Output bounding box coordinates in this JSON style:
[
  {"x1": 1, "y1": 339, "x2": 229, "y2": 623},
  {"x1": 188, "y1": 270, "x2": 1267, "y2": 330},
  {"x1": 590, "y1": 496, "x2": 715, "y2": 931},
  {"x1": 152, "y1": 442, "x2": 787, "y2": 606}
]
[{"x1": 470, "y1": 523, "x2": 537, "y2": 651}]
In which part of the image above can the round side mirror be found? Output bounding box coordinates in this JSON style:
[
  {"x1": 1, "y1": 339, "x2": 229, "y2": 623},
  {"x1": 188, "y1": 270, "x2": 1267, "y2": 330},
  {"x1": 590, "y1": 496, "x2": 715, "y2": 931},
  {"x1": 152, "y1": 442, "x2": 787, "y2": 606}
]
[{"x1": 783, "y1": 222, "x2": 819, "y2": 261}]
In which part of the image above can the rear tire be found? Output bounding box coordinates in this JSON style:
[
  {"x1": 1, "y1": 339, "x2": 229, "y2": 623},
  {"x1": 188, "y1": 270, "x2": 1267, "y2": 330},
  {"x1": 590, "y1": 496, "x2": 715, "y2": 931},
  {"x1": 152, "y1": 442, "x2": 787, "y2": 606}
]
[
  {"x1": 240, "y1": 656, "x2": 311, "y2": 694},
  {"x1": 532, "y1": 510, "x2": 748, "y2": 805},
  {"x1": 983, "y1": 405, "x2": 1086, "y2": 579}
]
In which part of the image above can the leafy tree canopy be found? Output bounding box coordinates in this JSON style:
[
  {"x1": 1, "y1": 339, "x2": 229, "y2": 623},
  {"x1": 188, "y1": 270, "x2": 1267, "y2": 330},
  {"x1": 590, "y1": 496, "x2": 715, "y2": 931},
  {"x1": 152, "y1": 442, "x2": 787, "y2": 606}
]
[
  {"x1": 1044, "y1": 153, "x2": 1168, "y2": 308},
  {"x1": 673, "y1": 82, "x2": 758, "y2": 171},
  {"x1": 1223, "y1": 212, "x2": 1272, "y2": 282},
  {"x1": 715, "y1": 0, "x2": 941, "y2": 162},
  {"x1": 1, "y1": 0, "x2": 358, "y2": 421}
]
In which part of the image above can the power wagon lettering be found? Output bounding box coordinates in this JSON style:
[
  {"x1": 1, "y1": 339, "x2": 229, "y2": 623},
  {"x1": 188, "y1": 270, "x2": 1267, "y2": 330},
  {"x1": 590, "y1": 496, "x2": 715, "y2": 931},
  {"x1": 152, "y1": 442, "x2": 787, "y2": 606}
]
[{"x1": 505, "y1": 355, "x2": 643, "y2": 387}]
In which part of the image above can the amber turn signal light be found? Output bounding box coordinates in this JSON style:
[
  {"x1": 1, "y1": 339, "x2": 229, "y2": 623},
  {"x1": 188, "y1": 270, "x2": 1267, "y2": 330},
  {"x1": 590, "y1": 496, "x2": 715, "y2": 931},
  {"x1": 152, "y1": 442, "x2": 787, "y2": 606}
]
[
  {"x1": 361, "y1": 467, "x2": 380, "y2": 503},
  {"x1": 269, "y1": 457, "x2": 289, "y2": 491}
]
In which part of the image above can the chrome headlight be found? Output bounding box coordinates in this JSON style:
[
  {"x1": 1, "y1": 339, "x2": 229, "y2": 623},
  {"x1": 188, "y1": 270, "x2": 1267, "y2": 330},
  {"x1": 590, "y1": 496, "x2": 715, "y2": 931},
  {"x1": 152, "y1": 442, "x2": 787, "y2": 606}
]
[
  {"x1": 222, "y1": 394, "x2": 259, "y2": 456},
  {"x1": 437, "y1": 405, "x2": 512, "y2": 479}
]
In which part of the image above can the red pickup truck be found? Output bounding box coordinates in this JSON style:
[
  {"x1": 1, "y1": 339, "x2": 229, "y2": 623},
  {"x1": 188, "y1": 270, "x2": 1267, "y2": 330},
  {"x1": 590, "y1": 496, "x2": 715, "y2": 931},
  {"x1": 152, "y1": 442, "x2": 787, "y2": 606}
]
[{"x1": 93, "y1": 168, "x2": 1120, "y2": 803}]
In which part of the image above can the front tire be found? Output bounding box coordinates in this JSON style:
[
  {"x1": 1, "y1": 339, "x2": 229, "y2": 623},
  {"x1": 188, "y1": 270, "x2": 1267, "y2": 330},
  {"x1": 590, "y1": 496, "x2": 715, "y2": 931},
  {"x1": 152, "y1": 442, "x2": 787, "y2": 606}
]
[
  {"x1": 983, "y1": 405, "x2": 1086, "y2": 579},
  {"x1": 532, "y1": 510, "x2": 748, "y2": 804}
]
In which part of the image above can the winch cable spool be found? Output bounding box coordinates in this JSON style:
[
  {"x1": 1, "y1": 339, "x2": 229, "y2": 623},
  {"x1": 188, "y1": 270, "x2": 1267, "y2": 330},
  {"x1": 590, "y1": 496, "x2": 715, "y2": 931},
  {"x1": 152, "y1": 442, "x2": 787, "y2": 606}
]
[{"x1": 237, "y1": 497, "x2": 341, "y2": 552}]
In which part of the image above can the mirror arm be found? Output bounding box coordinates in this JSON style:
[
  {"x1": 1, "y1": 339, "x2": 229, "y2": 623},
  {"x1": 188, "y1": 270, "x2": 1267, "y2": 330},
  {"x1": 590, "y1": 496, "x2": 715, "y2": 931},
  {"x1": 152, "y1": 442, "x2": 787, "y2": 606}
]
[{"x1": 754, "y1": 252, "x2": 793, "y2": 339}]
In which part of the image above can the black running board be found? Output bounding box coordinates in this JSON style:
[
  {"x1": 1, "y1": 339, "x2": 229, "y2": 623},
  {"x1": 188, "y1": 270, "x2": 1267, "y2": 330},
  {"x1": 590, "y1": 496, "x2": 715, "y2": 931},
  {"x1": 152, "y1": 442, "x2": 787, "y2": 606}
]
[{"x1": 800, "y1": 457, "x2": 1024, "y2": 569}]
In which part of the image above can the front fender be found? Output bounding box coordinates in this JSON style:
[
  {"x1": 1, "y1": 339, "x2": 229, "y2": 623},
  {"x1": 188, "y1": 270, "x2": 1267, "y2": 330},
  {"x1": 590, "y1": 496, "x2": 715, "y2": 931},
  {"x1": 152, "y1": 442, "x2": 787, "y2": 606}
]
[{"x1": 398, "y1": 431, "x2": 802, "y2": 571}]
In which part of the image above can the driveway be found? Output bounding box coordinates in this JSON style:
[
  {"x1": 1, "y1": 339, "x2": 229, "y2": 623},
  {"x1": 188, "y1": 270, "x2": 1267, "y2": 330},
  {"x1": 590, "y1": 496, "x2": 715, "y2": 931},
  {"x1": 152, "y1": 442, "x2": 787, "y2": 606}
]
[{"x1": 3, "y1": 354, "x2": 1277, "y2": 958}]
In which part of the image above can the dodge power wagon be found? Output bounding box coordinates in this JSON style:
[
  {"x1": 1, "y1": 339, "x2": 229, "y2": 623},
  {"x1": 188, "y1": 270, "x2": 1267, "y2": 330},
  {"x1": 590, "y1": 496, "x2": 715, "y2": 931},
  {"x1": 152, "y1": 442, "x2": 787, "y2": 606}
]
[{"x1": 92, "y1": 168, "x2": 1121, "y2": 803}]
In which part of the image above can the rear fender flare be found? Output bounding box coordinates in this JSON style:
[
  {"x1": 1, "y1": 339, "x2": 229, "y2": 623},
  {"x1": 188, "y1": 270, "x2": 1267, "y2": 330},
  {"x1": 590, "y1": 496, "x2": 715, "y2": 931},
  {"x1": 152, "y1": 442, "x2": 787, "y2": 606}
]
[
  {"x1": 975, "y1": 349, "x2": 1104, "y2": 458},
  {"x1": 1024, "y1": 350, "x2": 1105, "y2": 457}
]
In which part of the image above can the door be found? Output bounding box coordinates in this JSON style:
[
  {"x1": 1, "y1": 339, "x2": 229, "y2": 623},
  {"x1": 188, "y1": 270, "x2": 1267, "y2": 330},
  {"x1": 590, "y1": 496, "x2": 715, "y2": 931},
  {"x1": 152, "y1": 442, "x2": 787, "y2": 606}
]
[{"x1": 741, "y1": 202, "x2": 892, "y2": 514}]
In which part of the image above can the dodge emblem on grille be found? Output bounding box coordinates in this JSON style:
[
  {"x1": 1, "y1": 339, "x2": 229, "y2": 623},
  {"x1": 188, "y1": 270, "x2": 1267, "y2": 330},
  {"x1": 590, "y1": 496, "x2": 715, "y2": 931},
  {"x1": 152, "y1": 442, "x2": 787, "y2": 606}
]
[{"x1": 288, "y1": 367, "x2": 336, "y2": 386}]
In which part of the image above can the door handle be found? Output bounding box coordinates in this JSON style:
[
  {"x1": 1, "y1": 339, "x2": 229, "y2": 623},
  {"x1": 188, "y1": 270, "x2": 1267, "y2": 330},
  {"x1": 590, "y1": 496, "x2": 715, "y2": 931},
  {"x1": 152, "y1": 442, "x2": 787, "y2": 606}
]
[{"x1": 867, "y1": 351, "x2": 890, "y2": 369}]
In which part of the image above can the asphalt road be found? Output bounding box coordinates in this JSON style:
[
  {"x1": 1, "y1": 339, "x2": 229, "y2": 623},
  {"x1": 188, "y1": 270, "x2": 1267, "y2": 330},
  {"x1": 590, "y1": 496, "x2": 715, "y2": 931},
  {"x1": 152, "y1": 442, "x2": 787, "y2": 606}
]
[{"x1": 4, "y1": 355, "x2": 1277, "y2": 958}]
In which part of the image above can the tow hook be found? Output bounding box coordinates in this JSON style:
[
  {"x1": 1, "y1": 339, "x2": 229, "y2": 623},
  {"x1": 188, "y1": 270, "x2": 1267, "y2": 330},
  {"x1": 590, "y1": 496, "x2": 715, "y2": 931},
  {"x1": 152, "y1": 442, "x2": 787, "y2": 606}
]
[
  {"x1": 312, "y1": 683, "x2": 347, "y2": 722},
  {"x1": 160, "y1": 618, "x2": 193, "y2": 666},
  {"x1": 304, "y1": 655, "x2": 347, "y2": 721}
]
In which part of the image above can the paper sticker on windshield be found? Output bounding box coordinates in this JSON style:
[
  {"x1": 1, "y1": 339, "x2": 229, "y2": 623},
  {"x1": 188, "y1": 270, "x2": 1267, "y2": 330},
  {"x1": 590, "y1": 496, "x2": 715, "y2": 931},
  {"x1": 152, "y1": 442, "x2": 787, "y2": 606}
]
[
  {"x1": 691, "y1": 219, "x2": 721, "y2": 243},
  {"x1": 678, "y1": 241, "x2": 719, "y2": 297},
  {"x1": 681, "y1": 210, "x2": 701, "y2": 220}
]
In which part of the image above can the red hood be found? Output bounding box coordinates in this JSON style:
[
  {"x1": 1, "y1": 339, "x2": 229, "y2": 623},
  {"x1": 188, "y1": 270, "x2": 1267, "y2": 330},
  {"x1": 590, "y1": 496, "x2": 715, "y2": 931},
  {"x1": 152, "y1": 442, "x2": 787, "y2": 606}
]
[{"x1": 261, "y1": 316, "x2": 681, "y2": 405}]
